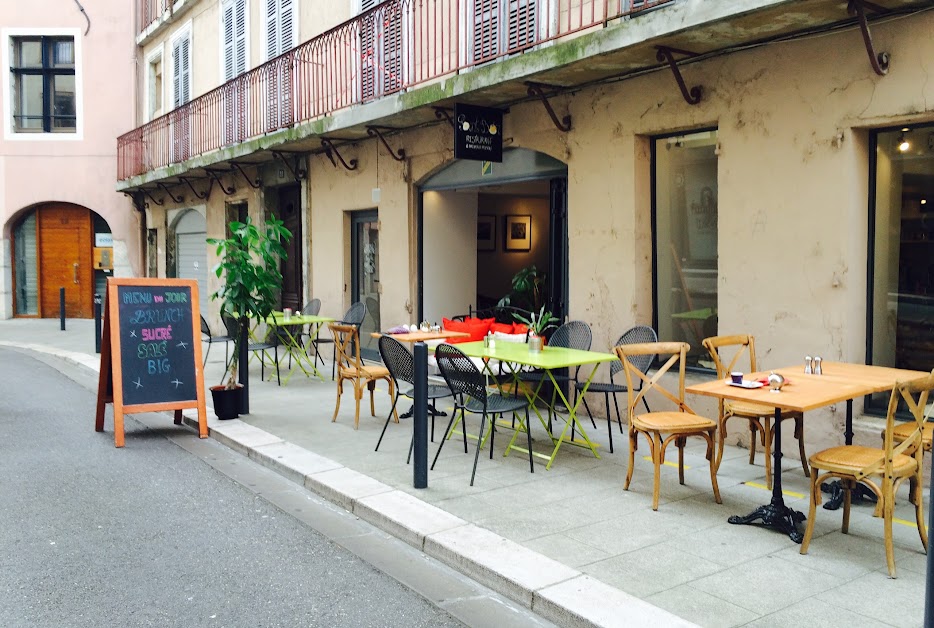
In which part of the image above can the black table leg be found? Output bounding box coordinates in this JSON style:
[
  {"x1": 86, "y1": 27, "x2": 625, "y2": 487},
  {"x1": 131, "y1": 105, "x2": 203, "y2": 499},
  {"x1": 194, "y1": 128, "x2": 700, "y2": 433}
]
[
  {"x1": 819, "y1": 399, "x2": 877, "y2": 510},
  {"x1": 400, "y1": 403, "x2": 447, "y2": 419},
  {"x1": 728, "y1": 406, "x2": 806, "y2": 543}
]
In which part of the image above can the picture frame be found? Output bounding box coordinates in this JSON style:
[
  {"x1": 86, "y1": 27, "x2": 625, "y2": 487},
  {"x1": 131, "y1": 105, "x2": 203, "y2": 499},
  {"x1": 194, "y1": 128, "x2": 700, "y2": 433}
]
[
  {"x1": 504, "y1": 215, "x2": 531, "y2": 251},
  {"x1": 477, "y1": 215, "x2": 496, "y2": 251}
]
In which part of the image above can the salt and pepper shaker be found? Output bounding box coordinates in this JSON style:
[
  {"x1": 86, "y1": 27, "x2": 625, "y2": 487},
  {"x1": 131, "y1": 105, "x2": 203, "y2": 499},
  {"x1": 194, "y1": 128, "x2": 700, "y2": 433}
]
[
  {"x1": 483, "y1": 332, "x2": 491, "y2": 348},
  {"x1": 813, "y1": 356, "x2": 822, "y2": 375},
  {"x1": 804, "y1": 356, "x2": 813, "y2": 374}
]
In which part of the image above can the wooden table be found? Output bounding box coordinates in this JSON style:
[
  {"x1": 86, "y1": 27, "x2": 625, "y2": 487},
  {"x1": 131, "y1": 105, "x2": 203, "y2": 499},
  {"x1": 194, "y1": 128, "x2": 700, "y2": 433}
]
[
  {"x1": 686, "y1": 362, "x2": 928, "y2": 542},
  {"x1": 458, "y1": 340, "x2": 618, "y2": 470}
]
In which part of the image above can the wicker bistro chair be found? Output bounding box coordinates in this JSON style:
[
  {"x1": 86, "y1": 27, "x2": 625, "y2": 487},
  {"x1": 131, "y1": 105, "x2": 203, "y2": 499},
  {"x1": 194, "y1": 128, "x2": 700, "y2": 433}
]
[
  {"x1": 329, "y1": 322, "x2": 393, "y2": 430},
  {"x1": 375, "y1": 335, "x2": 454, "y2": 456},
  {"x1": 701, "y1": 334, "x2": 809, "y2": 489},
  {"x1": 200, "y1": 315, "x2": 233, "y2": 367},
  {"x1": 801, "y1": 372, "x2": 934, "y2": 578},
  {"x1": 432, "y1": 343, "x2": 534, "y2": 486},
  {"x1": 316, "y1": 302, "x2": 367, "y2": 380},
  {"x1": 617, "y1": 342, "x2": 721, "y2": 511},
  {"x1": 575, "y1": 325, "x2": 658, "y2": 453},
  {"x1": 519, "y1": 321, "x2": 592, "y2": 430}
]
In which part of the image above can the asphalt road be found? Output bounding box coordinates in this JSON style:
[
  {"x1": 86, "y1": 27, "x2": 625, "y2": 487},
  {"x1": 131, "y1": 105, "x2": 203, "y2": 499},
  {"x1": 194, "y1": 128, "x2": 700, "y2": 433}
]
[{"x1": 0, "y1": 348, "x2": 469, "y2": 628}]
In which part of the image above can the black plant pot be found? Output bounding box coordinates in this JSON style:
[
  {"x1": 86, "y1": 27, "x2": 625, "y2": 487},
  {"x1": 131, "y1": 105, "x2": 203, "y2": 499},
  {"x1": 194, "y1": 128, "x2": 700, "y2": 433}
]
[{"x1": 210, "y1": 384, "x2": 243, "y2": 420}]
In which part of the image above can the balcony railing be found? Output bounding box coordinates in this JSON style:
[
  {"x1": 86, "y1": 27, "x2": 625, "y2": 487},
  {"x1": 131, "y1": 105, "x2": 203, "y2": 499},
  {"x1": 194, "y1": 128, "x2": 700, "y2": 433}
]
[
  {"x1": 139, "y1": 0, "x2": 174, "y2": 33},
  {"x1": 119, "y1": 0, "x2": 673, "y2": 181}
]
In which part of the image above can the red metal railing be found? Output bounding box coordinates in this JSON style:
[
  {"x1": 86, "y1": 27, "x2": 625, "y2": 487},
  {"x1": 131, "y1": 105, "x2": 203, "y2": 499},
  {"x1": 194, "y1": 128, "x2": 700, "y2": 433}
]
[
  {"x1": 119, "y1": 0, "x2": 673, "y2": 181},
  {"x1": 139, "y1": 0, "x2": 174, "y2": 32}
]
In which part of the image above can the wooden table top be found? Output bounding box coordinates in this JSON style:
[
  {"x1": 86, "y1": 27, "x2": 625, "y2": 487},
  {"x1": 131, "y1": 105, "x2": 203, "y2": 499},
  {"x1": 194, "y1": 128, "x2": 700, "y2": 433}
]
[
  {"x1": 686, "y1": 362, "x2": 929, "y2": 413},
  {"x1": 370, "y1": 330, "x2": 470, "y2": 343}
]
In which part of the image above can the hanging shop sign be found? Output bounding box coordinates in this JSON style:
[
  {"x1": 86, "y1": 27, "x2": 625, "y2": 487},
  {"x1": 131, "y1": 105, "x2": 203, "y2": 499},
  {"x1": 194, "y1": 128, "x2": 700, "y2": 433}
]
[{"x1": 454, "y1": 103, "x2": 503, "y2": 163}]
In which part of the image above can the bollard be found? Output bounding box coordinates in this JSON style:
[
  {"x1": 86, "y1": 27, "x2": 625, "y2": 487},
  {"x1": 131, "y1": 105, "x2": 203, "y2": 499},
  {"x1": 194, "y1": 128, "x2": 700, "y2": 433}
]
[
  {"x1": 94, "y1": 293, "x2": 103, "y2": 353},
  {"x1": 926, "y1": 455, "x2": 934, "y2": 625},
  {"x1": 59, "y1": 287, "x2": 66, "y2": 331},
  {"x1": 413, "y1": 341, "x2": 428, "y2": 489}
]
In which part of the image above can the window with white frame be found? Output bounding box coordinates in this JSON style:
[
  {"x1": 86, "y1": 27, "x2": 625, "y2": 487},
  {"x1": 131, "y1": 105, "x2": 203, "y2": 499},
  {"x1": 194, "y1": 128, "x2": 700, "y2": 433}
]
[
  {"x1": 10, "y1": 36, "x2": 76, "y2": 133},
  {"x1": 171, "y1": 29, "x2": 191, "y2": 107},
  {"x1": 264, "y1": 0, "x2": 295, "y2": 60},
  {"x1": 222, "y1": 0, "x2": 248, "y2": 81}
]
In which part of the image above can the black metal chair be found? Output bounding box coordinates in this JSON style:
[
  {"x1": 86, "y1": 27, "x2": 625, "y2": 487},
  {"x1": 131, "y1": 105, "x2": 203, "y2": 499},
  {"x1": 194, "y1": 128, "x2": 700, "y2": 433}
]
[
  {"x1": 375, "y1": 336, "x2": 454, "y2": 457},
  {"x1": 519, "y1": 320, "x2": 592, "y2": 430},
  {"x1": 432, "y1": 343, "x2": 533, "y2": 486},
  {"x1": 200, "y1": 315, "x2": 233, "y2": 367},
  {"x1": 575, "y1": 325, "x2": 658, "y2": 453},
  {"x1": 299, "y1": 298, "x2": 322, "y2": 356},
  {"x1": 313, "y1": 301, "x2": 367, "y2": 380},
  {"x1": 248, "y1": 326, "x2": 282, "y2": 386}
]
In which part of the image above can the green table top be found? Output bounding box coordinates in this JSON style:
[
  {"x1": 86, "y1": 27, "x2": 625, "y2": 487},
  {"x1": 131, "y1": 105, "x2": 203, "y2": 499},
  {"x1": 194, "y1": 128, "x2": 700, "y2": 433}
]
[
  {"x1": 456, "y1": 340, "x2": 617, "y2": 369},
  {"x1": 267, "y1": 313, "x2": 335, "y2": 325}
]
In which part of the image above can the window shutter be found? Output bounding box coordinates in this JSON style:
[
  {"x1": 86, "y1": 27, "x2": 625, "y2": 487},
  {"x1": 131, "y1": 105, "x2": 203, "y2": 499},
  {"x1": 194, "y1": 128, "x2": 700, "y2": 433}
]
[
  {"x1": 265, "y1": 0, "x2": 279, "y2": 60},
  {"x1": 173, "y1": 37, "x2": 182, "y2": 107},
  {"x1": 280, "y1": 0, "x2": 294, "y2": 53},
  {"x1": 507, "y1": 0, "x2": 535, "y2": 51},
  {"x1": 361, "y1": 0, "x2": 378, "y2": 10},
  {"x1": 180, "y1": 36, "x2": 191, "y2": 104},
  {"x1": 234, "y1": 0, "x2": 247, "y2": 75},
  {"x1": 223, "y1": 1, "x2": 235, "y2": 81},
  {"x1": 473, "y1": 0, "x2": 498, "y2": 62}
]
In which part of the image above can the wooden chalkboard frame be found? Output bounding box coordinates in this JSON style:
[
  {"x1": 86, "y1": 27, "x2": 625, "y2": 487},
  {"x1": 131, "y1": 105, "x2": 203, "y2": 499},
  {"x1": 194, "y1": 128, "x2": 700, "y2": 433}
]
[{"x1": 95, "y1": 277, "x2": 208, "y2": 447}]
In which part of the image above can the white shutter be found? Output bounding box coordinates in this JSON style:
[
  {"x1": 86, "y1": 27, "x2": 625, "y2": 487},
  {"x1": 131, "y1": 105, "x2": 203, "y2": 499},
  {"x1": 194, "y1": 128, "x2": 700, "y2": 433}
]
[
  {"x1": 361, "y1": 0, "x2": 378, "y2": 11},
  {"x1": 173, "y1": 37, "x2": 182, "y2": 107},
  {"x1": 180, "y1": 36, "x2": 191, "y2": 104},
  {"x1": 234, "y1": 0, "x2": 247, "y2": 75},
  {"x1": 473, "y1": 0, "x2": 498, "y2": 62},
  {"x1": 223, "y1": 1, "x2": 235, "y2": 81},
  {"x1": 507, "y1": 0, "x2": 535, "y2": 51},
  {"x1": 280, "y1": 0, "x2": 294, "y2": 53},
  {"x1": 265, "y1": 0, "x2": 279, "y2": 60}
]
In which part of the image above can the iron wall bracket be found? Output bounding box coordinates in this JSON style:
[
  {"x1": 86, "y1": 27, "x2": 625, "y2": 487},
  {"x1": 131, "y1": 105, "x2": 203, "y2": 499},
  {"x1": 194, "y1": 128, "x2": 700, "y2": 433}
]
[
  {"x1": 655, "y1": 46, "x2": 702, "y2": 105},
  {"x1": 156, "y1": 182, "x2": 184, "y2": 204},
  {"x1": 179, "y1": 176, "x2": 213, "y2": 200},
  {"x1": 366, "y1": 126, "x2": 406, "y2": 161},
  {"x1": 122, "y1": 191, "x2": 147, "y2": 212},
  {"x1": 271, "y1": 150, "x2": 308, "y2": 181},
  {"x1": 204, "y1": 168, "x2": 237, "y2": 195},
  {"x1": 321, "y1": 138, "x2": 358, "y2": 170},
  {"x1": 230, "y1": 162, "x2": 263, "y2": 189},
  {"x1": 141, "y1": 188, "x2": 164, "y2": 206},
  {"x1": 525, "y1": 82, "x2": 572, "y2": 132},
  {"x1": 848, "y1": 0, "x2": 889, "y2": 76},
  {"x1": 433, "y1": 107, "x2": 455, "y2": 128}
]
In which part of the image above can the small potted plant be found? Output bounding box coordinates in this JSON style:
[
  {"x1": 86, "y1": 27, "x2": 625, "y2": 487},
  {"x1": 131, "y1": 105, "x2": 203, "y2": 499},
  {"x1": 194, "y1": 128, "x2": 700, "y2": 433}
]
[
  {"x1": 207, "y1": 215, "x2": 291, "y2": 419},
  {"x1": 514, "y1": 305, "x2": 559, "y2": 353}
]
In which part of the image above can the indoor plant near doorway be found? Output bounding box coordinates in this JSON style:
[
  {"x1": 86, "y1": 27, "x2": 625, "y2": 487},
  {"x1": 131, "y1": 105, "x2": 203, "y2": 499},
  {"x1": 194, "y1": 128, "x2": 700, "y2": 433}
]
[
  {"x1": 514, "y1": 305, "x2": 558, "y2": 352},
  {"x1": 207, "y1": 215, "x2": 292, "y2": 419}
]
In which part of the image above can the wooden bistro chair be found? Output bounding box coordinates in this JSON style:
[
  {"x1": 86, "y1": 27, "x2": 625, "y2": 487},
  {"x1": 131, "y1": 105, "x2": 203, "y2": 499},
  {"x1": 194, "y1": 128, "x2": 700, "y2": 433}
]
[
  {"x1": 801, "y1": 372, "x2": 934, "y2": 578},
  {"x1": 617, "y1": 341, "x2": 721, "y2": 511},
  {"x1": 329, "y1": 322, "x2": 393, "y2": 430},
  {"x1": 702, "y1": 334, "x2": 809, "y2": 489}
]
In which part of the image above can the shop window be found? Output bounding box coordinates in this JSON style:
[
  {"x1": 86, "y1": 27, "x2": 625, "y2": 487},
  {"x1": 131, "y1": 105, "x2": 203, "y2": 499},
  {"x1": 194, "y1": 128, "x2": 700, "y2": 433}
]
[
  {"x1": 868, "y1": 123, "x2": 934, "y2": 409},
  {"x1": 10, "y1": 36, "x2": 76, "y2": 133},
  {"x1": 653, "y1": 129, "x2": 719, "y2": 369},
  {"x1": 13, "y1": 213, "x2": 39, "y2": 315}
]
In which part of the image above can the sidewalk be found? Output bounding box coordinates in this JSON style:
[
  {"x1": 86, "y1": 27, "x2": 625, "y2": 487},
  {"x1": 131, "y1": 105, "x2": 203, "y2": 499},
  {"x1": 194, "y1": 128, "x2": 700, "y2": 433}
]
[{"x1": 1, "y1": 318, "x2": 926, "y2": 628}]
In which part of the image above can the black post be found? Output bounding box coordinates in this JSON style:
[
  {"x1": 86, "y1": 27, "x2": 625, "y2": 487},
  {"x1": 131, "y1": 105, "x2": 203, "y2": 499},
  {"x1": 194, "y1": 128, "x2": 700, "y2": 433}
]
[
  {"x1": 59, "y1": 287, "x2": 66, "y2": 331},
  {"x1": 413, "y1": 341, "x2": 428, "y2": 489},
  {"x1": 238, "y1": 319, "x2": 250, "y2": 415},
  {"x1": 93, "y1": 293, "x2": 102, "y2": 353},
  {"x1": 925, "y1": 451, "x2": 934, "y2": 626}
]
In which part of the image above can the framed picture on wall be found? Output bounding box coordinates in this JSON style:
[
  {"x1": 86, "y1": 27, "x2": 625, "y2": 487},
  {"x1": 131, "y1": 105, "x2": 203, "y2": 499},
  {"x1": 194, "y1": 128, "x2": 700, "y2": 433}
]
[
  {"x1": 504, "y1": 215, "x2": 531, "y2": 251},
  {"x1": 477, "y1": 215, "x2": 496, "y2": 251}
]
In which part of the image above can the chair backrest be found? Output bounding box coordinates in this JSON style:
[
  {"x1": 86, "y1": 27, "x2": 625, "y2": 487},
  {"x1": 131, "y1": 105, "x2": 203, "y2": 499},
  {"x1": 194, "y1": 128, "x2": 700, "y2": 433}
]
[
  {"x1": 200, "y1": 315, "x2": 211, "y2": 337},
  {"x1": 435, "y1": 343, "x2": 487, "y2": 405},
  {"x1": 378, "y1": 335, "x2": 414, "y2": 386},
  {"x1": 549, "y1": 320, "x2": 592, "y2": 351},
  {"x1": 616, "y1": 342, "x2": 694, "y2": 421},
  {"x1": 365, "y1": 296, "x2": 380, "y2": 329},
  {"x1": 611, "y1": 325, "x2": 658, "y2": 378},
  {"x1": 877, "y1": 370, "x2": 934, "y2": 479},
  {"x1": 701, "y1": 334, "x2": 756, "y2": 379},
  {"x1": 329, "y1": 322, "x2": 362, "y2": 372},
  {"x1": 302, "y1": 299, "x2": 322, "y2": 316},
  {"x1": 222, "y1": 314, "x2": 240, "y2": 338},
  {"x1": 342, "y1": 301, "x2": 367, "y2": 326}
]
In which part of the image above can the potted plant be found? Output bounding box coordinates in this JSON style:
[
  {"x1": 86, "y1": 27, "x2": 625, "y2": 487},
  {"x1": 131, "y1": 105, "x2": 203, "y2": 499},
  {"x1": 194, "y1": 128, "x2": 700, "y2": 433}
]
[
  {"x1": 497, "y1": 264, "x2": 546, "y2": 312},
  {"x1": 207, "y1": 215, "x2": 292, "y2": 418},
  {"x1": 514, "y1": 305, "x2": 559, "y2": 352}
]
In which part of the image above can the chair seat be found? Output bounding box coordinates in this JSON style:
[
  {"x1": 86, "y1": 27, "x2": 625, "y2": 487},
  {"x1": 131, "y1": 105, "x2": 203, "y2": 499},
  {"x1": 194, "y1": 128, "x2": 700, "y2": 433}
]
[
  {"x1": 576, "y1": 381, "x2": 626, "y2": 393},
  {"x1": 632, "y1": 411, "x2": 716, "y2": 432},
  {"x1": 891, "y1": 422, "x2": 933, "y2": 451},
  {"x1": 810, "y1": 445, "x2": 917, "y2": 476},
  {"x1": 726, "y1": 400, "x2": 802, "y2": 420},
  {"x1": 209, "y1": 335, "x2": 233, "y2": 343},
  {"x1": 398, "y1": 383, "x2": 453, "y2": 400},
  {"x1": 248, "y1": 342, "x2": 275, "y2": 351},
  {"x1": 464, "y1": 394, "x2": 529, "y2": 414},
  {"x1": 339, "y1": 364, "x2": 390, "y2": 379},
  {"x1": 520, "y1": 371, "x2": 570, "y2": 384}
]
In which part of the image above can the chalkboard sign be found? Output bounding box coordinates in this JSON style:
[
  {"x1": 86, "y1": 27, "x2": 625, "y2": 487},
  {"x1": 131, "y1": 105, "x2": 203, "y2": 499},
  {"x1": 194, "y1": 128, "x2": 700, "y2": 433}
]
[{"x1": 96, "y1": 278, "x2": 207, "y2": 447}]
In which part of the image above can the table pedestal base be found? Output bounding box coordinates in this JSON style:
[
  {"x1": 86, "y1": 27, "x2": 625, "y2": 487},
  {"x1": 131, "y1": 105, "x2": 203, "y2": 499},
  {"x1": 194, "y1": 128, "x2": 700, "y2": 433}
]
[
  {"x1": 728, "y1": 499, "x2": 806, "y2": 543},
  {"x1": 400, "y1": 403, "x2": 447, "y2": 419},
  {"x1": 820, "y1": 480, "x2": 877, "y2": 511}
]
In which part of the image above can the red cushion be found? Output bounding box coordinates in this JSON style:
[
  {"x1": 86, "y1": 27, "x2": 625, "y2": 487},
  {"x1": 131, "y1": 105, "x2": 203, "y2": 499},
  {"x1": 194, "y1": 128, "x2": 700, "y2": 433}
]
[
  {"x1": 442, "y1": 317, "x2": 469, "y2": 332},
  {"x1": 490, "y1": 322, "x2": 513, "y2": 334},
  {"x1": 443, "y1": 317, "x2": 488, "y2": 342},
  {"x1": 512, "y1": 323, "x2": 529, "y2": 335},
  {"x1": 444, "y1": 335, "x2": 473, "y2": 345}
]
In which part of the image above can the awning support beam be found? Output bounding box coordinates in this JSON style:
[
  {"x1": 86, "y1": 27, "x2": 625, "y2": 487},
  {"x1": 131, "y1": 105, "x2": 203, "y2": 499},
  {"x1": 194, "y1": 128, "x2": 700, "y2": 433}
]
[
  {"x1": 366, "y1": 126, "x2": 406, "y2": 162},
  {"x1": 433, "y1": 107, "x2": 454, "y2": 128},
  {"x1": 156, "y1": 182, "x2": 184, "y2": 204},
  {"x1": 271, "y1": 150, "x2": 307, "y2": 181},
  {"x1": 230, "y1": 162, "x2": 263, "y2": 189},
  {"x1": 204, "y1": 168, "x2": 237, "y2": 195},
  {"x1": 525, "y1": 82, "x2": 572, "y2": 132},
  {"x1": 655, "y1": 46, "x2": 702, "y2": 105},
  {"x1": 180, "y1": 176, "x2": 213, "y2": 200},
  {"x1": 321, "y1": 138, "x2": 358, "y2": 171},
  {"x1": 848, "y1": 0, "x2": 889, "y2": 76}
]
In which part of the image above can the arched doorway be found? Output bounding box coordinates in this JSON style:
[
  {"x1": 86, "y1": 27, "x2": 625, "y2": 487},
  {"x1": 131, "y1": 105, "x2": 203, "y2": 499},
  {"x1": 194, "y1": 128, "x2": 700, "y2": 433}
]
[
  {"x1": 171, "y1": 209, "x2": 208, "y2": 316},
  {"x1": 10, "y1": 203, "x2": 112, "y2": 318},
  {"x1": 417, "y1": 147, "x2": 568, "y2": 323}
]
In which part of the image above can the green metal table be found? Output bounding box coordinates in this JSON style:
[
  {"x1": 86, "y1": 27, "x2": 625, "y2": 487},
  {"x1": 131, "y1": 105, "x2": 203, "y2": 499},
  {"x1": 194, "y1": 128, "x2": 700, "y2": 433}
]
[{"x1": 266, "y1": 313, "x2": 335, "y2": 383}]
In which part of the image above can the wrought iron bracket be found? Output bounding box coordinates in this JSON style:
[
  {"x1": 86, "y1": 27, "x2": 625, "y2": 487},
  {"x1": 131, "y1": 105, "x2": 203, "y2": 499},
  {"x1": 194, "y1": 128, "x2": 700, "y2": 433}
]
[
  {"x1": 156, "y1": 182, "x2": 184, "y2": 204},
  {"x1": 140, "y1": 188, "x2": 164, "y2": 207},
  {"x1": 271, "y1": 150, "x2": 307, "y2": 181},
  {"x1": 655, "y1": 46, "x2": 702, "y2": 105},
  {"x1": 525, "y1": 82, "x2": 572, "y2": 132},
  {"x1": 204, "y1": 168, "x2": 237, "y2": 195},
  {"x1": 433, "y1": 107, "x2": 454, "y2": 128},
  {"x1": 179, "y1": 176, "x2": 213, "y2": 200},
  {"x1": 848, "y1": 0, "x2": 889, "y2": 76},
  {"x1": 366, "y1": 126, "x2": 406, "y2": 162},
  {"x1": 122, "y1": 191, "x2": 147, "y2": 212},
  {"x1": 230, "y1": 162, "x2": 263, "y2": 189},
  {"x1": 321, "y1": 138, "x2": 358, "y2": 171}
]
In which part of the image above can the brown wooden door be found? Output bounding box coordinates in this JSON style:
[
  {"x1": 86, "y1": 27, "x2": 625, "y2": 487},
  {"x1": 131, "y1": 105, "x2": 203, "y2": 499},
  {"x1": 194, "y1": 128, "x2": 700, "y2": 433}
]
[
  {"x1": 39, "y1": 206, "x2": 92, "y2": 318},
  {"x1": 277, "y1": 185, "x2": 303, "y2": 312}
]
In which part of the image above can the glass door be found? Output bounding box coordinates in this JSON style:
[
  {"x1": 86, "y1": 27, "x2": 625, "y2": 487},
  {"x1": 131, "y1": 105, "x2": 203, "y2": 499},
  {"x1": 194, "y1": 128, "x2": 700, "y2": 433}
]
[{"x1": 351, "y1": 211, "x2": 380, "y2": 360}]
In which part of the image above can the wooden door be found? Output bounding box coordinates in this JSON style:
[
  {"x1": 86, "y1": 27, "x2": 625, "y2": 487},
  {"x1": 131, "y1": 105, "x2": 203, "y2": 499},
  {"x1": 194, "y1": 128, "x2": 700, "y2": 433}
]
[
  {"x1": 39, "y1": 206, "x2": 92, "y2": 318},
  {"x1": 277, "y1": 185, "x2": 303, "y2": 312}
]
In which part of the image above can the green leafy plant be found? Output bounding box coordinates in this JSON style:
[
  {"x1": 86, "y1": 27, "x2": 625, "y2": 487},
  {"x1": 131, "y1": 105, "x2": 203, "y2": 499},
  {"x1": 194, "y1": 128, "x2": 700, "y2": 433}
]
[
  {"x1": 208, "y1": 215, "x2": 292, "y2": 389},
  {"x1": 497, "y1": 264, "x2": 546, "y2": 311},
  {"x1": 513, "y1": 305, "x2": 559, "y2": 337}
]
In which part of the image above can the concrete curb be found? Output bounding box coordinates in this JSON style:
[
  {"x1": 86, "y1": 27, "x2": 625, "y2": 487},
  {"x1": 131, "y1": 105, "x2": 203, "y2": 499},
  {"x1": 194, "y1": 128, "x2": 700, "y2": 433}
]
[{"x1": 2, "y1": 340, "x2": 698, "y2": 628}]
